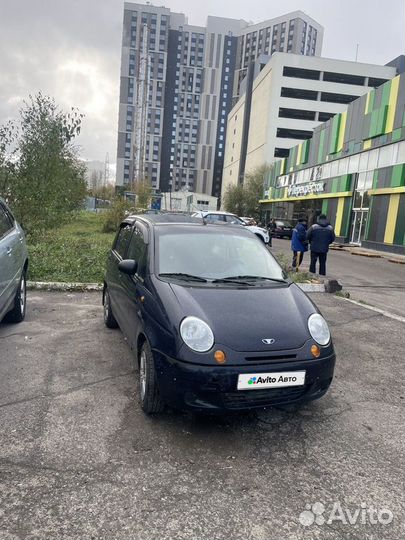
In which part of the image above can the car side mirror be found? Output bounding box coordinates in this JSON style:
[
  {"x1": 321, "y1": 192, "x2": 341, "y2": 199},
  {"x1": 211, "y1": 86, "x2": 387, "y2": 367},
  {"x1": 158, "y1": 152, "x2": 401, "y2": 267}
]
[{"x1": 118, "y1": 259, "x2": 138, "y2": 276}]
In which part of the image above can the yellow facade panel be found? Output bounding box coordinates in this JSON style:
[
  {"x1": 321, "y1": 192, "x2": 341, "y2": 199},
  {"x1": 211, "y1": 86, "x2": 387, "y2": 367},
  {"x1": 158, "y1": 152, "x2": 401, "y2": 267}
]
[{"x1": 384, "y1": 194, "x2": 401, "y2": 244}]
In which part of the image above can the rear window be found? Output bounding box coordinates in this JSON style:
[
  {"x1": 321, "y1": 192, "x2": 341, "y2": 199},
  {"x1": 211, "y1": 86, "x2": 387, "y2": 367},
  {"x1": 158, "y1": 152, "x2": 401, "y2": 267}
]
[{"x1": 277, "y1": 221, "x2": 292, "y2": 227}]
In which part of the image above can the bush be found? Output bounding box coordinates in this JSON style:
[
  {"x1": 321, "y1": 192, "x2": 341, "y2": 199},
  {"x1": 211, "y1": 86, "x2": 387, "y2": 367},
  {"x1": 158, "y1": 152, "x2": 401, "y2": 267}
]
[{"x1": 102, "y1": 197, "x2": 134, "y2": 233}]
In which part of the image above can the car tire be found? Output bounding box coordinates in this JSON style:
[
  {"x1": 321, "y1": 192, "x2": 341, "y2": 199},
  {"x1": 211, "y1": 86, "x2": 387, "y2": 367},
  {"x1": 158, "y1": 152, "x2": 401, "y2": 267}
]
[
  {"x1": 103, "y1": 288, "x2": 118, "y2": 329},
  {"x1": 5, "y1": 270, "x2": 26, "y2": 323},
  {"x1": 139, "y1": 341, "x2": 164, "y2": 414}
]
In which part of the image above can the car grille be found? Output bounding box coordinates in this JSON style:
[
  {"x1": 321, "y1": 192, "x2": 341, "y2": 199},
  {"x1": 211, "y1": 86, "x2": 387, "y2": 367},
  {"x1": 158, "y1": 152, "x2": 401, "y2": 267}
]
[
  {"x1": 222, "y1": 386, "x2": 307, "y2": 409},
  {"x1": 245, "y1": 354, "x2": 297, "y2": 362}
]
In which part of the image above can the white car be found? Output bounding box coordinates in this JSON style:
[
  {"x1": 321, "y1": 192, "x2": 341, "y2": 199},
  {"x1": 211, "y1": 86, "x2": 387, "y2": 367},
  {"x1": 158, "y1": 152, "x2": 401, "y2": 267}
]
[{"x1": 192, "y1": 211, "x2": 270, "y2": 244}]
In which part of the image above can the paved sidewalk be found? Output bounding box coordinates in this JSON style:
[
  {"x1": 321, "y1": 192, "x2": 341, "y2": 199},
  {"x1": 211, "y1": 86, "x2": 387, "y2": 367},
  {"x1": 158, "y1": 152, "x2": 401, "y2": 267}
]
[
  {"x1": 271, "y1": 239, "x2": 405, "y2": 318},
  {"x1": 330, "y1": 243, "x2": 405, "y2": 263}
]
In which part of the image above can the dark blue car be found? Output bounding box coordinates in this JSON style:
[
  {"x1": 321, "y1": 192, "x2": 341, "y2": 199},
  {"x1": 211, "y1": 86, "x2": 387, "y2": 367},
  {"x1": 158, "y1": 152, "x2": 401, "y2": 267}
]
[{"x1": 103, "y1": 214, "x2": 335, "y2": 414}]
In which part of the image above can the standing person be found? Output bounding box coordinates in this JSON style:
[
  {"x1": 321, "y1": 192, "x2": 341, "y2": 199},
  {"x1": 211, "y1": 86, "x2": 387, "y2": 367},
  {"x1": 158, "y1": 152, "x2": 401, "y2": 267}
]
[
  {"x1": 267, "y1": 217, "x2": 277, "y2": 248},
  {"x1": 306, "y1": 214, "x2": 335, "y2": 276},
  {"x1": 291, "y1": 217, "x2": 308, "y2": 271}
]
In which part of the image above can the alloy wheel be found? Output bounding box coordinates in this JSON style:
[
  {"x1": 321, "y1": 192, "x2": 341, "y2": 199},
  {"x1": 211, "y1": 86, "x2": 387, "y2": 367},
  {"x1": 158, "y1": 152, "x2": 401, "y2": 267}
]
[{"x1": 139, "y1": 350, "x2": 147, "y2": 400}]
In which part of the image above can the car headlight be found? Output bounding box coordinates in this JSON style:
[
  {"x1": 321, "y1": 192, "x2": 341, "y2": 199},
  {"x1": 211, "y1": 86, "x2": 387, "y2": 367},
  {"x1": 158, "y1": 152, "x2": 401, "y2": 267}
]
[
  {"x1": 180, "y1": 316, "x2": 214, "y2": 352},
  {"x1": 308, "y1": 313, "x2": 330, "y2": 346}
]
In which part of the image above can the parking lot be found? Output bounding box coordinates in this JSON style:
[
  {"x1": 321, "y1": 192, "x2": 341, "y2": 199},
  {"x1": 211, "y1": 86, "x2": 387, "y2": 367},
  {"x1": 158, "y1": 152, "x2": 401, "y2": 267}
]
[{"x1": 0, "y1": 291, "x2": 404, "y2": 539}]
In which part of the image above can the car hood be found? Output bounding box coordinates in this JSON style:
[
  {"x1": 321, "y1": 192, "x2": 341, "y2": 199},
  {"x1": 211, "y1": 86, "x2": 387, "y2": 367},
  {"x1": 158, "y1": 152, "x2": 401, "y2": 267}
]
[
  {"x1": 246, "y1": 225, "x2": 267, "y2": 235},
  {"x1": 166, "y1": 282, "x2": 316, "y2": 352}
]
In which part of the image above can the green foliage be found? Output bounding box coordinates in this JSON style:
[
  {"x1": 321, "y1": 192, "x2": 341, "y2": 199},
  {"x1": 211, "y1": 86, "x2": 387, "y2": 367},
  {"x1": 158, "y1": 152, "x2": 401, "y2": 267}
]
[
  {"x1": 223, "y1": 164, "x2": 271, "y2": 219},
  {"x1": 274, "y1": 252, "x2": 317, "y2": 283},
  {"x1": 28, "y1": 212, "x2": 114, "y2": 283},
  {"x1": 102, "y1": 197, "x2": 134, "y2": 233},
  {"x1": 0, "y1": 93, "x2": 87, "y2": 238},
  {"x1": 134, "y1": 180, "x2": 152, "y2": 208},
  {"x1": 222, "y1": 183, "x2": 245, "y2": 216}
]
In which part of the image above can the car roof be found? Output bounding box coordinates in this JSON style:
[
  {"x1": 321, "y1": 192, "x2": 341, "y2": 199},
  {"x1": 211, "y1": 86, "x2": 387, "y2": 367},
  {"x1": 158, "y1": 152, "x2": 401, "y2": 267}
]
[
  {"x1": 198, "y1": 210, "x2": 235, "y2": 215},
  {"x1": 124, "y1": 213, "x2": 203, "y2": 226},
  {"x1": 121, "y1": 214, "x2": 255, "y2": 237}
]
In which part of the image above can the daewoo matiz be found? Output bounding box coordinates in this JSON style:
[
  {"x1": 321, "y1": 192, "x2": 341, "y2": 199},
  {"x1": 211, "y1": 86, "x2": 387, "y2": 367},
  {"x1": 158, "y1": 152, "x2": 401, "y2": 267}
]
[{"x1": 103, "y1": 214, "x2": 335, "y2": 414}]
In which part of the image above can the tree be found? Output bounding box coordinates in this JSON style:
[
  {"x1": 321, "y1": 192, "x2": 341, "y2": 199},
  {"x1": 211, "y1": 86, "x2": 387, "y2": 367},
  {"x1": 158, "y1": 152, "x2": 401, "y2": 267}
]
[
  {"x1": 223, "y1": 164, "x2": 271, "y2": 219},
  {"x1": 134, "y1": 179, "x2": 152, "y2": 209},
  {"x1": 223, "y1": 183, "x2": 246, "y2": 216},
  {"x1": 0, "y1": 93, "x2": 87, "y2": 236},
  {"x1": 243, "y1": 164, "x2": 271, "y2": 219}
]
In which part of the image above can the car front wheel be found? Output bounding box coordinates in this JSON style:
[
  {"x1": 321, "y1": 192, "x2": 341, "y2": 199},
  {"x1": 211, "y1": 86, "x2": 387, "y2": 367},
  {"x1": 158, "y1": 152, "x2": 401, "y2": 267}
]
[
  {"x1": 103, "y1": 288, "x2": 118, "y2": 328},
  {"x1": 5, "y1": 270, "x2": 26, "y2": 323},
  {"x1": 139, "y1": 341, "x2": 164, "y2": 414}
]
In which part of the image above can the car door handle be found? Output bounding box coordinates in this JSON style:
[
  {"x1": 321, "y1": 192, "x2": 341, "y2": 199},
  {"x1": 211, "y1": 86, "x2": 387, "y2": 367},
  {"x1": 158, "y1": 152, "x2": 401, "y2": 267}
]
[{"x1": 6, "y1": 246, "x2": 12, "y2": 255}]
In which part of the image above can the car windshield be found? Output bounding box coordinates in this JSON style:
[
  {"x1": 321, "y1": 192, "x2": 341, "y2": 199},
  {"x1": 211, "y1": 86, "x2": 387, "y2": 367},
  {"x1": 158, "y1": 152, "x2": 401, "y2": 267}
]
[
  {"x1": 156, "y1": 230, "x2": 285, "y2": 282},
  {"x1": 277, "y1": 221, "x2": 292, "y2": 227}
]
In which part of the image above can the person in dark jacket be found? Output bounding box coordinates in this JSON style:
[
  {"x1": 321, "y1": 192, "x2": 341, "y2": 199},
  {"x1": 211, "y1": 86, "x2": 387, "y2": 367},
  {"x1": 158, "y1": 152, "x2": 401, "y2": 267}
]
[
  {"x1": 291, "y1": 217, "x2": 308, "y2": 271},
  {"x1": 306, "y1": 214, "x2": 335, "y2": 275}
]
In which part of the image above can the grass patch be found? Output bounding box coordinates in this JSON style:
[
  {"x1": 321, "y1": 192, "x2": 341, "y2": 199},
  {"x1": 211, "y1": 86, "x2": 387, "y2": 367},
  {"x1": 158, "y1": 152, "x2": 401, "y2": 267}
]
[
  {"x1": 274, "y1": 251, "x2": 316, "y2": 283},
  {"x1": 28, "y1": 212, "x2": 115, "y2": 283}
]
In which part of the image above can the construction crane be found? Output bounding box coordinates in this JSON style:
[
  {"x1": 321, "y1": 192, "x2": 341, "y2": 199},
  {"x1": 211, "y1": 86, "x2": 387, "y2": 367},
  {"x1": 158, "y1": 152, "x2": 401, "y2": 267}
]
[{"x1": 132, "y1": 23, "x2": 150, "y2": 190}]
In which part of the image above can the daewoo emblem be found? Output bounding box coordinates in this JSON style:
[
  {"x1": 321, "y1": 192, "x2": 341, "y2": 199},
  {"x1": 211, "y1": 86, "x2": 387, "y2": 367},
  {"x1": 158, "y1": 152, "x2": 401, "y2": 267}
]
[{"x1": 262, "y1": 338, "x2": 275, "y2": 344}]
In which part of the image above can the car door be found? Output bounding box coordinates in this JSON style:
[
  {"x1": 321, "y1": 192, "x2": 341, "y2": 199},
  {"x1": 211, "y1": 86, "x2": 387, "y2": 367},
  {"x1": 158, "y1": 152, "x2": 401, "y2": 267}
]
[
  {"x1": 118, "y1": 224, "x2": 149, "y2": 350},
  {"x1": 106, "y1": 222, "x2": 133, "y2": 328},
  {"x1": 0, "y1": 203, "x2": 17, "y2": 316}
]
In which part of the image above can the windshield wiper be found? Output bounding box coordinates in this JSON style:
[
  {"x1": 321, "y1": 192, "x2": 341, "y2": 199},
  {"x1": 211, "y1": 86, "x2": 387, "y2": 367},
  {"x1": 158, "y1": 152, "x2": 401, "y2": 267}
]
[
  {"x1": 211, "y1": 277, "x2": 255, "y2": 286},
  {"x1": 158, "y1": 272, "x2": 208, "y2": 283},
  {"x1": 213, "y1": 275, "x2": 287, "y2": 284}
]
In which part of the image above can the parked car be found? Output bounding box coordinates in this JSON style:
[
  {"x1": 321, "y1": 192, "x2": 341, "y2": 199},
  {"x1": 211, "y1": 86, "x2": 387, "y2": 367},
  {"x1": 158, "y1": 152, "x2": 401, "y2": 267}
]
[
  {"x1": 192, "y1": 211, "x2": 269, "y2": 244},
  {"x1": 103, "y1": 214, "x2": 335, "y2": 414},
  {"x1": 272, "y1": 220, "x2": 294, "y2": 239},
  {"x1": 0, "y1": 198, "x2": 28, "y2": 323}
]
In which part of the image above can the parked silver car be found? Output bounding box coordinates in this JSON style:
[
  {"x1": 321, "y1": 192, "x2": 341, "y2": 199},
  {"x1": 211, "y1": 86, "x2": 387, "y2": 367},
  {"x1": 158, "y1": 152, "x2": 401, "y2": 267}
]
[{"x1": 0, "y1": 198, "x2": 28, "y2": 323}]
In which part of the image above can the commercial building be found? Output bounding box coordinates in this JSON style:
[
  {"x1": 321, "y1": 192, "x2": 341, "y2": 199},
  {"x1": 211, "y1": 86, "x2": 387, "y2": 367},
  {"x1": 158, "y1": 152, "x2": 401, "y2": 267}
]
[
  {"x1": 116, "y1": 2, "x2": 323, "y2": 197},
  {"x1": 159, "y1": 191, "x2": 218, "y2": 212},
  {"x1": 221, "y1": 53, "x2": 396, "y2": 197},
  {"x1": 260, "y1": 72, "x2": 405, "y2": 255}
]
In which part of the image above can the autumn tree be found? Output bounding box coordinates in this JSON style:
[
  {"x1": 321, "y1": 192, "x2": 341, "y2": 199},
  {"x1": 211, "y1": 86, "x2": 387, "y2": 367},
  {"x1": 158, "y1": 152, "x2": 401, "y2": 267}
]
[{"x1": 0, "y1": 93, "x2": 87, "y2": 235}]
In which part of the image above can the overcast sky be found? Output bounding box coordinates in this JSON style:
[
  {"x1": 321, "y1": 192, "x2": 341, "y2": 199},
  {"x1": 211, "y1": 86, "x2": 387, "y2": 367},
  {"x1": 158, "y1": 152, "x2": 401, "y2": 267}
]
[{"x1": 0, "y1": 0, "x2": 404, "y2": 173}]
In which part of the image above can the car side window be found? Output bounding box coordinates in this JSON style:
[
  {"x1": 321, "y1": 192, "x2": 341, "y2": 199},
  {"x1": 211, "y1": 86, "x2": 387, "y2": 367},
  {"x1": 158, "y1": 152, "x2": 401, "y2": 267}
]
[
  {"x1": 205, "y1": 214, "x2": 224, "y2": 222},
  {"x1": 127, "y1": 227, "x2": 148, "y2": 278},
  {"x1": 225, "y1": 215, "x2": 242, "y2": 224},
  {"x1": 0, "y1": 204, "x2": 13, "y2": 240},
  {"x1": 114, "y1": 224, "x2": 133, "y2": 258}
]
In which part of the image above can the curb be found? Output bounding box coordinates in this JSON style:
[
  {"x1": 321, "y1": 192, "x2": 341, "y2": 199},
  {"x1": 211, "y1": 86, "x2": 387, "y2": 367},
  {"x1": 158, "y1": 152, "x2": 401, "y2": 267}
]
[
  {"x1": 27, "y1": 281, "x2": 103, "y2": 292},
  {"x1": 297, "y1": 283, "x2": 325, "y2": 292}
]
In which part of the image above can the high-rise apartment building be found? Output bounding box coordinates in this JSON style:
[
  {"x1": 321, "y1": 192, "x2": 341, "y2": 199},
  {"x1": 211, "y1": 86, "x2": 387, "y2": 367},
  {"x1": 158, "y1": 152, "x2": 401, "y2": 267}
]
[{"x1": 116, "y1": 2, "x2": 324, "y2": 197}]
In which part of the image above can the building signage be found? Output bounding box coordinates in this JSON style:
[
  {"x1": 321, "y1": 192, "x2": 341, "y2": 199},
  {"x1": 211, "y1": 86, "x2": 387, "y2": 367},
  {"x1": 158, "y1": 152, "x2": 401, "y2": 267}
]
[
  {"x1": 276, "y1": 165, "x2": 324, "y2": 188},
  {"x1": 287, "y1": 181, "x2": 325, "y2": 197}
]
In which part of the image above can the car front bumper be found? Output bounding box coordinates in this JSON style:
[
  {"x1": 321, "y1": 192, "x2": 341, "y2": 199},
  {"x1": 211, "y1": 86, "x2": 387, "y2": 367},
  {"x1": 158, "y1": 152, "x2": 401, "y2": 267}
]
[{"x1": 152, "y1": 351, "x2": 336, "y2": 411}]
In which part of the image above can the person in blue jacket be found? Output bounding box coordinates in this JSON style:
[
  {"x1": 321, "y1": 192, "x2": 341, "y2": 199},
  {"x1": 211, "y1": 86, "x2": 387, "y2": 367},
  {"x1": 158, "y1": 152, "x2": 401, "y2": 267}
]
[
  {"x1": 291, "y1": 217, "x2": 308, "y2": 271},
  {"x1": 306, "y1": 214, "x2": 336, "y2": 275}
]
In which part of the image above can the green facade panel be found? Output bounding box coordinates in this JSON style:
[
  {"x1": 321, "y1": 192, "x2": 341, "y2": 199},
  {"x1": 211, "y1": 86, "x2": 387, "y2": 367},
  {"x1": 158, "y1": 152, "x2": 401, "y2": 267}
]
[{"x1": 391, "y1": 164, "x2": 405, "y2": 187}]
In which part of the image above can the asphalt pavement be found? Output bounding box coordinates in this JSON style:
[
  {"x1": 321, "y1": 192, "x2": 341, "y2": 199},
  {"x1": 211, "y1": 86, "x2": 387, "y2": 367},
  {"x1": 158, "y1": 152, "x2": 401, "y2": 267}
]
[
  {"x1": 271, "y1": 238, "x2": 405, "y2": 317},
  {"x1": 0, "y1": 291, "x2": 404, "y2": 539}
]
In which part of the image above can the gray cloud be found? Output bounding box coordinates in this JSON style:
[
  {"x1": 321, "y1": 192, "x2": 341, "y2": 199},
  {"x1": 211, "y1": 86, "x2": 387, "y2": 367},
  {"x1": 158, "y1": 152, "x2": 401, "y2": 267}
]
[{"x1": 1, "y1": 0, "x2": 404, "y2": 169}]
